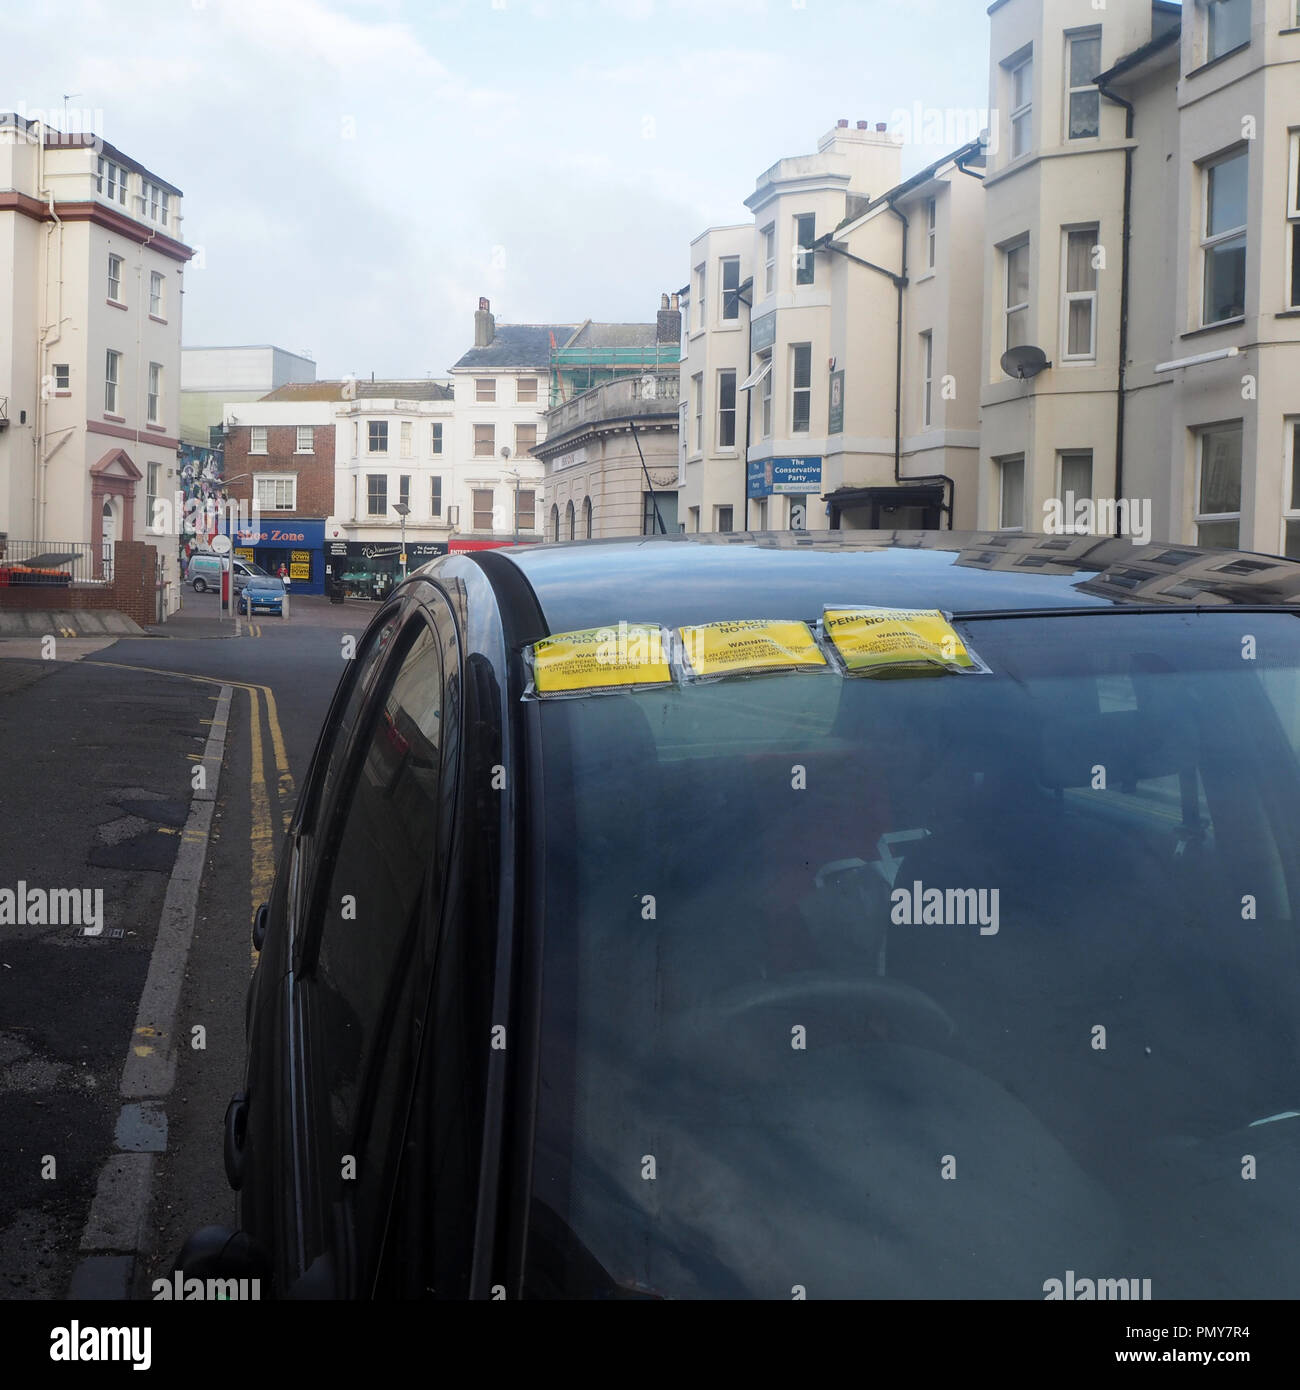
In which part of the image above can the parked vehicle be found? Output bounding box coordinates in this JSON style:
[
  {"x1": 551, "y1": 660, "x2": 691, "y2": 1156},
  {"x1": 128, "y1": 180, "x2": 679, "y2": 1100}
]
[
  {"x1": 236, "y1": 575, "x2": 287, "y2": 617},
  {"x1": 179, "y1": 531, "x2": 1300, "y2": 1299},
  {"x1": 187, "y1": 554, "x2": 266, "y2": 594}
]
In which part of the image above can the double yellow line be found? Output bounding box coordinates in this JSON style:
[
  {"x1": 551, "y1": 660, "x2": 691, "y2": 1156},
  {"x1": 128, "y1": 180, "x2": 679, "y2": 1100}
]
[{"x1": 87, "y1": 661, "x2": 295, "y2": 966}]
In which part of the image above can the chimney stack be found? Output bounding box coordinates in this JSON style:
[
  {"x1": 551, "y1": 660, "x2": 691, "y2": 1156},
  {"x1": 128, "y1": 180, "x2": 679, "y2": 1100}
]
[
  {"x1": 856, "y1": 121, "x2": 869, "y2": 130},
  {"x1": 657, "y1": 291, "x2": 682, "y2": 346},
  {"x1": 474, "y1": 296, "x2": 495, "y2": 348},
  {"x1": 876, "y1": 122, "x2": 887, "y2": 133},
  {"x1": 837, "y1": 118, "x2": 849, "y2": 128}
]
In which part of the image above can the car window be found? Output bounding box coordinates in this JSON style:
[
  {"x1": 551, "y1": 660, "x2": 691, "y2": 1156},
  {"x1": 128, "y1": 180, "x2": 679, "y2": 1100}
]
[
  {"x1": 303, "y1": 617, "x2": 449, "y2": 1291},
  {"x1": 529, "y1": 612, "x2": 1300, "y2": 1299}
]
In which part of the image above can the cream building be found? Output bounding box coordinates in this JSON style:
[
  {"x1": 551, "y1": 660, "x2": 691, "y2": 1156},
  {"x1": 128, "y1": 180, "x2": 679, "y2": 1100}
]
[
  {"x1": 0, "y1": 115, "x2": 191, "y2": 606},
  {"x1": 979, "y1": 0, "x2": 1300, "y2": 558},
  {"x1": 679, "y1": 121, "x2": 987, "y2": 534}
]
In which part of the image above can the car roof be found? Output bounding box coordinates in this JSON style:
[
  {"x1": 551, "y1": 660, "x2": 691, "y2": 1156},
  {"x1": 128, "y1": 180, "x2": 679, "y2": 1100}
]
[{"x1": 485, "y1": 531, "x2": 1300, "y2": 634}]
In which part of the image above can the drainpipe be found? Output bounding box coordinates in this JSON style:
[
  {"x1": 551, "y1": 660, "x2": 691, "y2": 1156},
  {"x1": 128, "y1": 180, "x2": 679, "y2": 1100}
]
[
  {"x1": 35, "y1": 121, "x2": 67, "y2": 543},
  {"x1": 1097, "y1": 74, "x2": 1134, "y2": 533}
]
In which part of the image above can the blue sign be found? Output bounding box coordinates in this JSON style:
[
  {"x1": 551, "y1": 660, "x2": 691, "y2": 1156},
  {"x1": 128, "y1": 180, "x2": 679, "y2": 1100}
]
[{"x1": 747, "y1": 457, "x2": 822, "y2": 499}]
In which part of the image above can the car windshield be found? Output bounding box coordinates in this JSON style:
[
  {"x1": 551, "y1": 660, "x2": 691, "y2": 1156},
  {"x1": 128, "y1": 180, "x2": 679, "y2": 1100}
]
[
  {"x1": 528, "y1": 611, "x2": 1300, "y2": 1299},
  {"x1": 243, "y1": 562, "x2": 271, "y2": 577}
]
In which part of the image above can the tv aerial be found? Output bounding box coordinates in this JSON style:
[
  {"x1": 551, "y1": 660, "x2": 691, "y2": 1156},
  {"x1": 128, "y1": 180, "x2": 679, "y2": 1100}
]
[{"x1": 1000, "y1": 345, "x2": 1052, "y2": 380}]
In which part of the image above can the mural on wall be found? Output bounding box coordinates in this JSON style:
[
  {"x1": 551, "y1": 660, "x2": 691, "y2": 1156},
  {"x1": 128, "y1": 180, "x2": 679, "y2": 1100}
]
[{"x1": 177, "y1": 443, "x2": 225, "y2": 563}]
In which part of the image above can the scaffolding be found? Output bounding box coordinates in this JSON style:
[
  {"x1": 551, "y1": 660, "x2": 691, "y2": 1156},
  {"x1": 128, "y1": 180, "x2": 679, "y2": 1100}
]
[{"x1": 549, "y1": 345, "x2": 680, "y2": 407}]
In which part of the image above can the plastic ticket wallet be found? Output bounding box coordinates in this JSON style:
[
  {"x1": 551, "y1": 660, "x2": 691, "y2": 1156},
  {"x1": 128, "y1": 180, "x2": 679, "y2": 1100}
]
[
  {"x1": 822, "y1": 606, "x2": 988, "y2": 676},
  {"x1": 526, "y1": 622, "x2": 673, "y2": 697},
  {"x1": 678, "y1": 619, "x2": 827, "y2": 680}
]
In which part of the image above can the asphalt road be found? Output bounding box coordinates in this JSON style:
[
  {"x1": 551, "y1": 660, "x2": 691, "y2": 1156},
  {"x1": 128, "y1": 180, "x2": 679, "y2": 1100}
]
[{"x1": 0, "y1": 593, "x2": 381, "y2": 1298}]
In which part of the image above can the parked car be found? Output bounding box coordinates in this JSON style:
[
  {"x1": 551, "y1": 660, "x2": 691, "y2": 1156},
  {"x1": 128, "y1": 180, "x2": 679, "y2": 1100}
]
[
  {"x1": 179, "y1": 531, "x2": 1300, "y2": 1299},
  {"x1": 237, "y1": 575, "x2": 287, "y2": 617},
  {"x1": 187, "y1": 554, "x2": 265, "y2": 594}
]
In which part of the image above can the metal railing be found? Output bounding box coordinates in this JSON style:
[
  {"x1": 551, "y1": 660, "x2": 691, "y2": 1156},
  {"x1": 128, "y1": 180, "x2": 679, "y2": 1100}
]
[{"x1": 0, "y1": 539, "x2": 111, "y2": 582}]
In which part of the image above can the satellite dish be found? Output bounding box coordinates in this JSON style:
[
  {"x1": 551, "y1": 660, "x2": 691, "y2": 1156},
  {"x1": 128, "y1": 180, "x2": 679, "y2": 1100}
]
[{"x1": 1001, "y1": 345, "x2": 1051, "y2": 380}]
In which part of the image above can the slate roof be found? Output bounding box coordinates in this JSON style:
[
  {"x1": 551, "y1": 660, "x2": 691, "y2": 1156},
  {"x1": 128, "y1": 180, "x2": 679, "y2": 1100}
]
[
  {"x1": 259, "y1": 380, "x2": 454, "y2": 402},
  {"x1": 452, "y1": 325, "x2": 579, "y2": 371}
]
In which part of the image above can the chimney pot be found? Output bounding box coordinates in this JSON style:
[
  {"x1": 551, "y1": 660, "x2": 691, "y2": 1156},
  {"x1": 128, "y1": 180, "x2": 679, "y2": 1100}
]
[
  {"x1": 856, "y1": 121, "x2": 869, "y2": 130},
  {"x1": 837, "y1": 119, "x2": 849, "y2": 128},
  {"x1": 876, "y1": 122, "x2": 887, "y2": 132}
]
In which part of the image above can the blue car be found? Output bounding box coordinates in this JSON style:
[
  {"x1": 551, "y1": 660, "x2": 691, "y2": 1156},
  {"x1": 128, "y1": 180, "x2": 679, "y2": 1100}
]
[{"x1": 237, "y1": 575, "x2": 286, "y2": 616}]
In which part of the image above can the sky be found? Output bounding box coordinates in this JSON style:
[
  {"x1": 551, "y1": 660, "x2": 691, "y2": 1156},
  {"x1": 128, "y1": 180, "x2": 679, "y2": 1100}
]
[{"x1": 3, "y1": 0, "x2": 994, "y2": 379}]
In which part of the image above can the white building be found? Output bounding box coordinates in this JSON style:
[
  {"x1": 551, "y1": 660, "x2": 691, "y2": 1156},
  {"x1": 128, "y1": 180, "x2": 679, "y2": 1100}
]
[
  {"x1": 181, "y1": 345, "x2": 315, "y2": 448},
  {"x1": 0, "y1": 115, "x2": 191, "y2": 605},
  {"x1": 679, "y1": 121, "x2": 987, "y2": 534}
]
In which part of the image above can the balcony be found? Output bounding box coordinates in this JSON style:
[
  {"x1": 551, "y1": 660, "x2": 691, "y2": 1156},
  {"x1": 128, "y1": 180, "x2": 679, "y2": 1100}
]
[{"x1": 542, "y1": 373, "x2": 680, "y2": 444}]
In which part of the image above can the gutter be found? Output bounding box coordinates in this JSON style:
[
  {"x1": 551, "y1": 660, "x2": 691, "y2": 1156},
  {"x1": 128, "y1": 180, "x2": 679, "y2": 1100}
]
[{"x1": 1096, "y1": 71, "x2": 1135, "y2": 533}]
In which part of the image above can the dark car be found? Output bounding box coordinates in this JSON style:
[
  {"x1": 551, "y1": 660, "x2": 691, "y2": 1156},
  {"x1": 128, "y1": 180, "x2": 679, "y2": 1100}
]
[{"x1": 181, "y1": 531, "x2": 1300, "y2": 1299}]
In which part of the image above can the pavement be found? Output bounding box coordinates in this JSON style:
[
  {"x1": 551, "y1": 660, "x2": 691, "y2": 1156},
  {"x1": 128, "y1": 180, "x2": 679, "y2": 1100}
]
[
  {"x1": 0, "y1": 588, "x2": 379, "y2": 1299},
  {"x1": 0, "y1": 610, "x2": 145, "y2": 638}
]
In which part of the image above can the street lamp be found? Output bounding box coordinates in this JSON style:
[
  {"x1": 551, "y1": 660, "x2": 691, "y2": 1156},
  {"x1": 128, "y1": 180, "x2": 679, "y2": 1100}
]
[
  {"x1": 393, "y1": 502, "x2": 410, "y2": 579},
  {"x1": 501, "y1": 447, "x2": 519, "y2": 546}
]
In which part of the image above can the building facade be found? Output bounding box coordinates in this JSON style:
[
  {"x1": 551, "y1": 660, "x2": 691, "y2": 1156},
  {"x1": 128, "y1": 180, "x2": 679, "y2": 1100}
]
[
  {"x1": 679, "y1": 121, "x2": 987, "y2": 535},
  {"x1": 0, "y1": 115, "x2": 191, "y2": 609},
  {"x1": 979, "y1": 0, "x2": 1300, "y2": 559}
]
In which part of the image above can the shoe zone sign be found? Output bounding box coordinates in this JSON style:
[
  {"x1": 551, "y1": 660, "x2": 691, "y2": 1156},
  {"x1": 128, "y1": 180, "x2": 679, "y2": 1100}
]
[{"x1": 747, "y1": 457, "x2": 822, "y2": 499}]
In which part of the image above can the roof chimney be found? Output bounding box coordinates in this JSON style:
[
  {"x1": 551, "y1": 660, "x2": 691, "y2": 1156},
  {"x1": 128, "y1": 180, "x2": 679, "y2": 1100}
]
[
  {"x1": 474, "y1": 296, "x2": 494, "y2": 348},
  {"x1": 657, "y1": 292, "x2": 681, "y2": 346},
  {"x1": 876, "y1": 122, "x2": 887, "y2": 133},
  {"x1": 837, "y1": 119, "x2": 849, "y2": 128},
  {"x1": 856, "y1": 121, "x2": 869, "y2": 130}
]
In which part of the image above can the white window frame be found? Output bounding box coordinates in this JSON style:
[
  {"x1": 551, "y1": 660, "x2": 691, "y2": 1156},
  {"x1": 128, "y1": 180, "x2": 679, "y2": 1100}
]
[
  {"x1": 1061, "y1": 226, "x2": 1099, "y2": 362},
  {"x1": 255, "y1": 474, "x2": 297, "y2": 512},
  {"x1": 998, "y1": 454, "x2": 1026, "y2": 531},
  {"x1": 1287, "y1": 131, "x2": 1300, "y2": 310},
  {"x1": 1282, "y1": 419, "x2": 1300, "y2": 558},
  {"x1": 474, "y1": 488, "x2": 496, "y2": 532},
  {"x1": 398, "y1": 474, "x2": 410, "y2": 510},
  {"x1": 431, "y1": 475, "x2": 443, "y2": 517},
  {"x1": 97, "y1": 156, "x2": 127, "y2": 206},
  {"x1": 431, "y1": 422, "x2": 444, "y2": 455},
  {"x1": 473, "y1": 423, "x2": 495, "y2": 458},
  {"x1": 1004, "y1": 238, "x2": 1031, "y2": 351},
  {"x1": 366, "y1": 474, "x2": 388, "y2": 517},
  {"x1": 720, "y1": 255, "x2": 741, "y2": 321},
  {"x1": 475, "y1": 378, "x2": 496, "y2": 403},
  {"x1": 794, "y1": 213, "x2": 816, "y2": 286},
  {"x1": 138, "y1": 180, "x2": 170, "y2": 227},
  {"x1": 515, "y1": 422, "x2": 537, "y2": 456},
  {"x1": 149, "y1": 271, "x2": 164, "y2": 318},
  {"x1": 295, "y1": 425, "x2": 314, "y2": 454},
  {"x1": 762, "y1": 224, "x2": 776, "y2": 295},
  {"x1": 400, "y1": 420, "x2": 413, "y2": 458},
  {"x1": 692, "y1": 373, "x2": 704, "y2": 451},
  {"x1": 1201, "y1": 147, "x2": 1249, "y2": 327},
  {"x1": 694, "y1": 263, "x2": 706, "y2": 329},
  {"x1": 53, "y1": 363, "x2": 70, "y2": 390},
  {"x1": 759, "y1": 353, "x2": 774, "y2": 438},
  {"x1": 368, "y1": 419, "x2": 389, "y2": 453},
  {"x1": 790, "y1": 343, "x2": 812, "y2": 434},
  {"x1": 1065, "y1": 30, "x2": 1102, "y2": 140},
  {"x1": 104, "y1": 350, "x2": 121, "y2": 414},
  {"x1": 926, "y1": 198, "x2": 937, "y2": 270},
  {"x1": 1194, "y1": 421, "x2": 1244, "y2": 549},
  {"x1": 1009, "y1": 52, "x2": 1033, "y2": 159},
  {"x1": 717, "y1": 368, "x2": 737, "y2": 449},
  {"x1": 107, "y1": 254, "x2": 123, "y2": 303},
  {"x1": 716, "y1": 505, "x2": 734, "y2": 534},
  {"x1": 516, "y1": 377, "x2": 538, "y2": 404},
  {"x1": 147, "y1": 362, "x2": 161, "y2": 424},
  {"x1": 249, "y1": 425, "x2": 268, "y2": 454},
  {"x1": 921, "y1": 331, "x2": 934, "y2": 428}
]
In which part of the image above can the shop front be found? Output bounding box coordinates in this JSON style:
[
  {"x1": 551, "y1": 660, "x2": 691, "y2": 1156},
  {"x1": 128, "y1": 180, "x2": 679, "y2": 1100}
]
[
  {"x1": 232, "y1": 518, "x2": 327, "y2": 595},
  {"x1": 333, "y1": 540, "x2": 449, "y2": 600}
]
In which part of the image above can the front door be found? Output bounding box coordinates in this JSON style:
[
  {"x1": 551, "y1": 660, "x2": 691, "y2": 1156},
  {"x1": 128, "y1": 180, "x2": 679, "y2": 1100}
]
[{"x1": 101, "y1": 501, "x2": 115, "y2": 575}]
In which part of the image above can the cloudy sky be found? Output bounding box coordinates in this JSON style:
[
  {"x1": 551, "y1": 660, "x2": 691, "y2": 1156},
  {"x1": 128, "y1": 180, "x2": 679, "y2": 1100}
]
[{"x1": 4, "y1": 0, "x2": 992, "y2": 379}]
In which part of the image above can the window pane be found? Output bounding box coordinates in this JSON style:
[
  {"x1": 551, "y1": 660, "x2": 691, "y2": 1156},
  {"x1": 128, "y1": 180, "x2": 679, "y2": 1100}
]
[
  {"x1": 1286, "y1": 520, "x2": 1300, "y2": 560},
  {"x1": 1007, "y1": 244, "x2": 1029, "y2": 305},
  {"x1": 792, "y1": 345, "x2": 811, "y2": 389},
  {"x1": 1207, "y1": 153, "x2": 1247, "y2": 235},
  {"x1": 1006, "y1": 305, "x2": 1029, "y2": 349},
  {"x1": 1000, "y1": 458, "x2": 1025, "y2": 528},
  {"x1": 1069, "y1": 90, "x2": 1099, "y2": 138},
  {"x1": 1069, "y1": 36, "x2": 1101, "y2": 87},
  {"x1": 1013, "y1": 58, "x2": 1032, "y2": 108},
  {"x1": 1060, "y1": 452, "x2": 1092, "y2": 499},
  {"x1": 1291, "y1": 224, "x2": 1300, "y2": 309},
  {"x1": 1197, "y1": 519, "x2": 1240, "y2": 549},
  {"x1": 1209, "y1": 0, "x2": 1250, "y2": 60},
  {"x1": 1066, "y1": 231, "x2": 1096, "y2": 292},
  {"x1": 1068, "y1": 300, "x2": 1093, "y2": 355},
  {"x1": 1204, "y1": 235, "x2": 1246, "y2": 321},
  {"x1": 1200, "y1": 424, "x2": 1243, "y2": 515}
]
